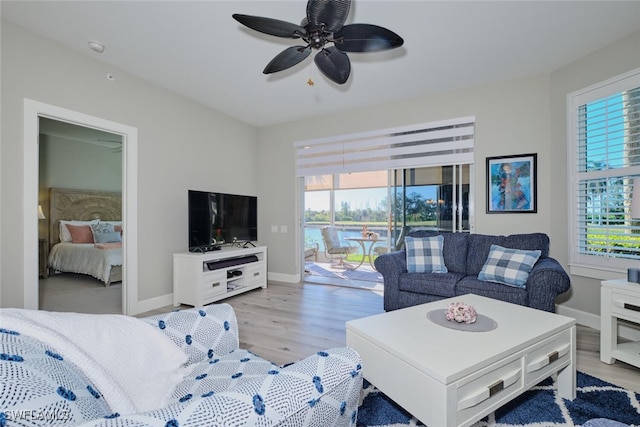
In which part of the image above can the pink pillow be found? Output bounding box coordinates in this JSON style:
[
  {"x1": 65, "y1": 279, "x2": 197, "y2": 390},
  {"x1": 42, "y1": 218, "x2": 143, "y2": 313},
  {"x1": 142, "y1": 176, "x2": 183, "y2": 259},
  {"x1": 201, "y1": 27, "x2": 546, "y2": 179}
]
[
  {"x1": 66, "y1": 224, "x2": 94, "y2": 243},
  {"x1": 114, "y1": 225, "x2": 123, "y2": 235}
]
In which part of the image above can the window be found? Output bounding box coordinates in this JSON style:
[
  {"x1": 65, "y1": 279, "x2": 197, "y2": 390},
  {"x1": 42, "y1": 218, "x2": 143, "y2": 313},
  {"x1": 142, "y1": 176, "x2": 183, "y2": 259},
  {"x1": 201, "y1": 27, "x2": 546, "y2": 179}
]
[{"x1": 568, "y1": 68, "x2": 640, "y2": 278}]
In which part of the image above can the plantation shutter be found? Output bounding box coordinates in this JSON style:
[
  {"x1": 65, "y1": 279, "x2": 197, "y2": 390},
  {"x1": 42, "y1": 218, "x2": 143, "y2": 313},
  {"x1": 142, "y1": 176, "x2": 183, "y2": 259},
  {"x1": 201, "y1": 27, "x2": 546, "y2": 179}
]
[
  {"x1": 570, "y1": 68, "x2": 640, "y2": 274},
  {"x1": 294, "y1": 116, "x2": 475, "y2": 177}
]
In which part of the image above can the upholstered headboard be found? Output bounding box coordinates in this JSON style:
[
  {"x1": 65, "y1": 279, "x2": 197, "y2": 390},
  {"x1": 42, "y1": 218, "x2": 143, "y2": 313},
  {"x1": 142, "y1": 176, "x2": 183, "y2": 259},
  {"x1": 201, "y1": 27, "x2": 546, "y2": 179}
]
[{"x1": 48, "y1": 188, "x2": 122, "y2": 247}]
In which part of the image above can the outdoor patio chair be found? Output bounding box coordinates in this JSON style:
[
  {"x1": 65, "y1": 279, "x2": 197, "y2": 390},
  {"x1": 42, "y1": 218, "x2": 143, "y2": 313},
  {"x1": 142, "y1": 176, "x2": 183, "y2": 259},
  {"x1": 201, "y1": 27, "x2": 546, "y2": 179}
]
[
  {"x1": 373, "y1": 225, "x2": 411, "y2": 257},
  {"x1": 304, "y1": 242, "x2": 319, "y2": 261},
  {"x1": 321, "y1": 226, "x2": 357, "y2": 269}
]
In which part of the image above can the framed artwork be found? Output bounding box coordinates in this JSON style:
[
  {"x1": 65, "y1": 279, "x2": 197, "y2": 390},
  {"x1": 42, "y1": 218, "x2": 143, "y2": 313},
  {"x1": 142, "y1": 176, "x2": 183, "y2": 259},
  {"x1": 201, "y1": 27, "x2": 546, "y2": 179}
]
[{"x1": 486, "y1": 153, "x2": 537, "y2": 213}]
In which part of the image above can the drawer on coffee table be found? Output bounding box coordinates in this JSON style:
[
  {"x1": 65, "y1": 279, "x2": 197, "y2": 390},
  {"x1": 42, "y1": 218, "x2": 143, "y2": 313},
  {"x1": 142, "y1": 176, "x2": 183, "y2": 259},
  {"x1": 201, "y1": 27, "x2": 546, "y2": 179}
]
[
  {"x1": 457, "y1": 358, "x2": 522, "y2": 423},
  {"x1": 524, "y1": 329, "x2": 572, "y2": 385}
]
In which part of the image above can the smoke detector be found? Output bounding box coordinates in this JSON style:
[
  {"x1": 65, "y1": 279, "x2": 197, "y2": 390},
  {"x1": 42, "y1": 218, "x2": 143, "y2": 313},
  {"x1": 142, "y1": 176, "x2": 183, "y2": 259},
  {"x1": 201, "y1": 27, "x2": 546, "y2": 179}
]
[{"x1": 88, "y1": 40, "x2": 105, "y2": 54}]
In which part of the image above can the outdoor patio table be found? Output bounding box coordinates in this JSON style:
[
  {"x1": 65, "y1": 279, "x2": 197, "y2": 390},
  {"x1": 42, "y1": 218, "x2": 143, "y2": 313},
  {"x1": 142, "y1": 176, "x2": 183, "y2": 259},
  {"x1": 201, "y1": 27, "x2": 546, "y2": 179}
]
[{"x1": 345, "y1": 236, "x2": 382, "y2": 269}]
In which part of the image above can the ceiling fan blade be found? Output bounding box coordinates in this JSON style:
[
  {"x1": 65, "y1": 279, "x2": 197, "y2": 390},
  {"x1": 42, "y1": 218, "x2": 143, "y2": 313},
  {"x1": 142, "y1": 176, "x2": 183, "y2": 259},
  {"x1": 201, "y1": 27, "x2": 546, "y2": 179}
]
[
  {"x1": 264, "y1": 46, "x2": 312, "y2": 74},
  {"x1": 314, "y1": 46, "x2": 350, "y2": 84},
  {"x1": 334, "y1": 24, "x2": 404, "y2": 52},
  {"x1": 306, "y1": 0, "x2": 351, "y2": 33},
  {"x1": 232, "y1": 14, "x2": 306, "y2": 38}
]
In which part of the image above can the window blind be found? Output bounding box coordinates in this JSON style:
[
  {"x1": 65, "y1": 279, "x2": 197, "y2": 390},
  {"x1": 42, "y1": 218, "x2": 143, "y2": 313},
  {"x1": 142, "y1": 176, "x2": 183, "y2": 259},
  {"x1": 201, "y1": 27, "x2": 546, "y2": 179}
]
[
  {"x1": 295, "y1": 116, "x2": 475, "y2": 177},
  {"x1": 570, "y1": 68, "x2": 640, "y2": 273}
]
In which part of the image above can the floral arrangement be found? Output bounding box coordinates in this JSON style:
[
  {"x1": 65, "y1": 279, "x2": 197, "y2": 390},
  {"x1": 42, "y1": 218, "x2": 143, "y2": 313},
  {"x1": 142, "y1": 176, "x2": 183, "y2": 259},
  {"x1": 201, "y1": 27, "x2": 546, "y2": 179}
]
[
  {"x1": 361, "y1": 225, "x2": 373, "y2": 238},
  {"x1": 445, "y1": 301, "x2": 477, "y2": 324}
]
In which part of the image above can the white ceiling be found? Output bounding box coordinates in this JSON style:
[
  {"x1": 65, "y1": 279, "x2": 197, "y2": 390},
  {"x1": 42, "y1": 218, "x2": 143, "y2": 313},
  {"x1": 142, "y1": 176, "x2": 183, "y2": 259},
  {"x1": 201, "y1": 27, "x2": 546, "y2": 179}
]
[{"x1": 3, "y1": 1, "x2": 640, "y2": 128}]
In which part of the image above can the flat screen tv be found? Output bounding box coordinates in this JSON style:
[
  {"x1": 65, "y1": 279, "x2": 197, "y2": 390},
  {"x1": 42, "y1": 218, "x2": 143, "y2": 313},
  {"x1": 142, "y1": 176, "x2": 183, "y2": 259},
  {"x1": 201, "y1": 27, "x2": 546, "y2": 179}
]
[{"x1": 188, "y1": 190, "x2": 257, "y2": 252}]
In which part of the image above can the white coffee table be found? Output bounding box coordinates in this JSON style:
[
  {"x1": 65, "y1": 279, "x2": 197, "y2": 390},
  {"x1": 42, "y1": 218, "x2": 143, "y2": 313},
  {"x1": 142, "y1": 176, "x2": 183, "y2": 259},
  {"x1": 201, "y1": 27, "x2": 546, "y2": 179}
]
[{"x1": 346, "y1": 294, "x2": 576, "y2": 427}]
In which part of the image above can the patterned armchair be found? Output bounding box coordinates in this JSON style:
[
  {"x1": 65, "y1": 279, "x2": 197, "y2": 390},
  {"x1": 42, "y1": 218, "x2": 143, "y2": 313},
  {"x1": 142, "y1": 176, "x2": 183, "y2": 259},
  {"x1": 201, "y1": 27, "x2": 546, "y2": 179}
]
[{"x1": 0, "y1": 304, "x2": 363, "y2": 427}]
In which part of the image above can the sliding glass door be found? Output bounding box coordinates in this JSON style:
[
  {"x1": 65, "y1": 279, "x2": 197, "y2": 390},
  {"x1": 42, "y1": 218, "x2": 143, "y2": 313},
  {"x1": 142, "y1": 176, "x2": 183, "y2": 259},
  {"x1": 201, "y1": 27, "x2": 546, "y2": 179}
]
[{"x1": 303, "y1": 164, "x2": 472, "y2": 266}]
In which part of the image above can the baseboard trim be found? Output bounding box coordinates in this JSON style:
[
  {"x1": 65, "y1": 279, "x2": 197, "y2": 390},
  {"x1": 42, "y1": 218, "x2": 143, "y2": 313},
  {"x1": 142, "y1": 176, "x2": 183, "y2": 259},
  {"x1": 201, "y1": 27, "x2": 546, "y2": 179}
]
[
  {"x1": 268, "y1": 272, "x2": 299, "y2": 283},
  {"x1": 557, "y1": 304, "x2": 640, "y2": 341},
  {"x1": 130, "y1": 272, "x2": 299, "y2": 315},
  {"x1": 131, "y1": 293, "x2": 174, "y2": 316}
]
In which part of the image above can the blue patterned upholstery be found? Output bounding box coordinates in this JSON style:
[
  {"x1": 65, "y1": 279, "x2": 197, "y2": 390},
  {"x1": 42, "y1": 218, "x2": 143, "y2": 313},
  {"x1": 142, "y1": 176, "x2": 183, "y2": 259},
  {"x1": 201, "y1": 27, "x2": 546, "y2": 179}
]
[
  {"x1": 139, "y1": 304, "x2": 240, "y2": 365},
  {"x1": 375, "y1": 232, "x2": 570, "y2": 312},
  {"x1": 0, "y1": 305, "x2": 363, "y2": 427},
  {"x1": 0, "y1": 330, "x2": 112, "y2": 425}
]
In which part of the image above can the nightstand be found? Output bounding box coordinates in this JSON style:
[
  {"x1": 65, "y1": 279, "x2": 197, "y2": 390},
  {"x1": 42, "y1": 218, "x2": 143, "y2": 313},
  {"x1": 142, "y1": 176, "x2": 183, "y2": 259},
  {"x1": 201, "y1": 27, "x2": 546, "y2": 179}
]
[
  {"x1": 600, "y1": 279, "x2": 640, "y2": 368},
  {"x1": 38, "y1": 238, "x2": 49, "y2": 278}
]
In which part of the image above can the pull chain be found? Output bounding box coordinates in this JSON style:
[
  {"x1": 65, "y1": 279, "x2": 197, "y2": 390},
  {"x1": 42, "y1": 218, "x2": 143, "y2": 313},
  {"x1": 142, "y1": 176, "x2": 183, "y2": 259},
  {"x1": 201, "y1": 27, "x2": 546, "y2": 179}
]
[{"x1": 307, "y1": 62, "x2": 315, "y2": 86}]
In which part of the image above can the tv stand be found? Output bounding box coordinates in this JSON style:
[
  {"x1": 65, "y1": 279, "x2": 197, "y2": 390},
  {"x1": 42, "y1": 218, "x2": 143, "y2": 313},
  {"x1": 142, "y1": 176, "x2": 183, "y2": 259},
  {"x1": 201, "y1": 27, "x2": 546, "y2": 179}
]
[
  {"x1": 173, "y1": 245, "x2": 267, "y2": 307},
  {"x1": 242, "y1": 241, "x2": 256, "y2": 248}
]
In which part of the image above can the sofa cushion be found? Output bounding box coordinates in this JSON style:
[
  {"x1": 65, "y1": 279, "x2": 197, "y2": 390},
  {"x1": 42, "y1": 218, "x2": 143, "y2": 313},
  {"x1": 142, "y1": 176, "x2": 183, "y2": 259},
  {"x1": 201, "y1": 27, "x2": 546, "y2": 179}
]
[
  {"x1": 466, "y1": 233, "x2": 549, "y2": 276},
  {"x1": 478, "y1": 244, "x2": 541, "y2": 288},
  {"x1": 455, "y1": 276, "x2": 529, "y2": 306},
  {"x1": 407, "y1": 231, "x2": 468, "y2": 273},
  {"x1": 405, "y1": 235, "x2": 448, "y2": 273},
  {"x1": 399, "y1": 272, "x2": 466, "y2": 297}
]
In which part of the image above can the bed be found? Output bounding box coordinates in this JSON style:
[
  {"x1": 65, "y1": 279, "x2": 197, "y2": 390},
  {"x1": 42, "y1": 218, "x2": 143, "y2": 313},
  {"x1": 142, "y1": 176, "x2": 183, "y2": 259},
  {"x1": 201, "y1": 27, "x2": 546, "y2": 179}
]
[{"x1": 47, "y1": 188, "x2": 123, "y2": 286}]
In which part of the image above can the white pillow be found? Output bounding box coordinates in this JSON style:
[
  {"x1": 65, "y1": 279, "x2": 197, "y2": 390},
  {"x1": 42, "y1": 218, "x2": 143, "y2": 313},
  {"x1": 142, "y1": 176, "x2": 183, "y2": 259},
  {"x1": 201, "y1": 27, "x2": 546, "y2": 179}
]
[{"x1": 59, "y1": 219, "x2": 100, "y2": 243}]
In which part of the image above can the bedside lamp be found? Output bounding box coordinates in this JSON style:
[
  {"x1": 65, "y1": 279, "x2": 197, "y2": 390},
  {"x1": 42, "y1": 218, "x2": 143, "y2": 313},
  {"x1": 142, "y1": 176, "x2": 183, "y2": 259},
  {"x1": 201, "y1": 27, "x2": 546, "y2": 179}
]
[
  {"x1": 628, "y1": 179, "x2": 640, "y2": 283},
  {"x1": 37, "y1": 205, "x2": 46, "y2": 220}
]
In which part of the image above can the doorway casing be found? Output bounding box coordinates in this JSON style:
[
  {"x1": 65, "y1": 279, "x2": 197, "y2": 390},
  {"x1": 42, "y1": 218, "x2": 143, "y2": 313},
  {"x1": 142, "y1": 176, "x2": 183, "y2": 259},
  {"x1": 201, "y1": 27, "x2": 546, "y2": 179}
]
[{"x1": 23, "y1": 99, "x2": 138, "y2": 315}]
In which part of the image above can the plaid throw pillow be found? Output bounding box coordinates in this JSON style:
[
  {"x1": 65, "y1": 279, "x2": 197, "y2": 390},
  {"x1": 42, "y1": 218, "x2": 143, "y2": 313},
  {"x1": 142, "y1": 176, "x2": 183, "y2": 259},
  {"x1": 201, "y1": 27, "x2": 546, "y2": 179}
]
[
  {"x1": 478, "y1": 244, "x2": 541, "y2": 288},
  {"x1": 405, "y1": 235, "x2": 448, "y2": 273}
]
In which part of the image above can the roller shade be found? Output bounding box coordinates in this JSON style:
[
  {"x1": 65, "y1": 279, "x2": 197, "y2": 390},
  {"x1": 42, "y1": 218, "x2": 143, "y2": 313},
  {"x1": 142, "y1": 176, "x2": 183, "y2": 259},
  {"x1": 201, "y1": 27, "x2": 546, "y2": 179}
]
[{"x1": 295, "y1": 116, "x2": 475, "y2": 177}]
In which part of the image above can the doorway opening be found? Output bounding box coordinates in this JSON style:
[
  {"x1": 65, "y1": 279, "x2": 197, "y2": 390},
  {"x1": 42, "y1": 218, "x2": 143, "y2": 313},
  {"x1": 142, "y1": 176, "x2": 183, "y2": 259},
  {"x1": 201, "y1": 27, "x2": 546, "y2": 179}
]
[
  {"x1": 38, "y1": 118, "x2": 124, "y2": 313},
  {"x1": 23, "y1": 99, "x2": 138, "y2": 315}
]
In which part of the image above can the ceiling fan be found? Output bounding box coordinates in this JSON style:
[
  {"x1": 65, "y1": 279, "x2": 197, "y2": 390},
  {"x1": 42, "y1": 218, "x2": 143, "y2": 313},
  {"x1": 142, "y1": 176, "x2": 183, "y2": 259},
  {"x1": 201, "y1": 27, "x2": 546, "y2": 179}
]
[{"x1": 232, "y1": 0, "x2": 404, "y2": 85}]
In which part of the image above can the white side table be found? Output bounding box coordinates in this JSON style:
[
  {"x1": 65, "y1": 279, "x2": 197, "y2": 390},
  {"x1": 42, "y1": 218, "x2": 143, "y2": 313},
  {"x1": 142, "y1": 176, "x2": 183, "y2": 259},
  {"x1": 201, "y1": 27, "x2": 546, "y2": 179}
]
[{"x1": 600, "y1": 279, "x2": 640, "y2": 368}]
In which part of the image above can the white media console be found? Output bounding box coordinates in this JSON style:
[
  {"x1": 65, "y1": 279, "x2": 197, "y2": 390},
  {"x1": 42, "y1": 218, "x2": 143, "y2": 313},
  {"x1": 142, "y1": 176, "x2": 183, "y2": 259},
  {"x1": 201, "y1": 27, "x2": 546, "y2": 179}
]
[{"x1": 173, "y1": 245, "x2": 267, "y2": 307}]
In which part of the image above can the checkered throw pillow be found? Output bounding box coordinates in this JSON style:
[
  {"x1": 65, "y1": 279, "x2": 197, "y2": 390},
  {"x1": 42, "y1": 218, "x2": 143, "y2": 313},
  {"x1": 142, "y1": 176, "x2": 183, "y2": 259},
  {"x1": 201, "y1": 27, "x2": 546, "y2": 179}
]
[
  {"x1": 478, "y1": 244, "x2": 541, "y2": 288},
  {"x1": 405, "y1": 235, "x2": 448, "y2": 273}
]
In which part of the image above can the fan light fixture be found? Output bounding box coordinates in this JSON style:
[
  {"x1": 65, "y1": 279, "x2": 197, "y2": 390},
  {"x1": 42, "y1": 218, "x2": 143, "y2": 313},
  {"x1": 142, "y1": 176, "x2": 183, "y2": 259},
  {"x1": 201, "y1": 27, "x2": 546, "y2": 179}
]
[{"x1": 232, "y1": 0, "x2": 403, "y2": 85}]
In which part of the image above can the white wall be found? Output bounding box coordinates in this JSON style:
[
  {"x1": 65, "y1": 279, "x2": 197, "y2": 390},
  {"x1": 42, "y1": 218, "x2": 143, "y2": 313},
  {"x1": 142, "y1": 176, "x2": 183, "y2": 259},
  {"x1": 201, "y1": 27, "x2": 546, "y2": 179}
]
[
  {"x1": 38, "y1": 133, "x2": 123, "y2": 239},
  {"x1": 1, "y1": 21, "x2": 258, "y2": 309},
  {"x1": 39, "y1": 134, "x2": 123, "y2": 193}
]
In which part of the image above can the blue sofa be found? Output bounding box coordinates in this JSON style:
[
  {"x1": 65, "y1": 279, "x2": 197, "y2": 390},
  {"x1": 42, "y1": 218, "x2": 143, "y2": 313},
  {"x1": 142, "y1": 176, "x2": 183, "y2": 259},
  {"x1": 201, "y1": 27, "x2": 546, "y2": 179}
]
[
  {"x1": 0, "y1": 304, "x2": 362, "y2": 427},
  {"x1": 374, "y1": 231, "x2": 570, "y2": 312}
]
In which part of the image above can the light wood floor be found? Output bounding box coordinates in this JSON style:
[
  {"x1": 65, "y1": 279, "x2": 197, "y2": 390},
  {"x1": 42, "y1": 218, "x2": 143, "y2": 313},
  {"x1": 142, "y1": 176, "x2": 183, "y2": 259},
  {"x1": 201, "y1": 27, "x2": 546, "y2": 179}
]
[{"x1": 141, "y1": 281, "x2": 640, "y2": 393}]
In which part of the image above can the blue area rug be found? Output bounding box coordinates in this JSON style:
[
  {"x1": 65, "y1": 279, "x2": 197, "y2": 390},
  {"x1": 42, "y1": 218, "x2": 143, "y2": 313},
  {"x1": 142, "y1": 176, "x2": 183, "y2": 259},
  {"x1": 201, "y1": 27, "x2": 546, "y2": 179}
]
[{"x1": 357, "y1": 371, "x2": 640, "y2": 426}]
